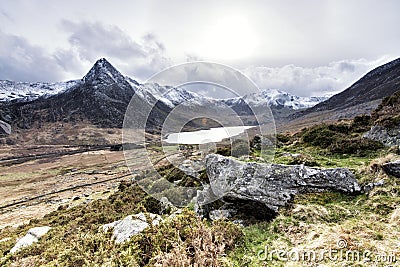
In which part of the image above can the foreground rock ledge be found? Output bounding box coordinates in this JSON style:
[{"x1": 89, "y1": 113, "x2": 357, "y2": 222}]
[{"x1": 197, "y1": 154, "x2": 361, "y2": 220}]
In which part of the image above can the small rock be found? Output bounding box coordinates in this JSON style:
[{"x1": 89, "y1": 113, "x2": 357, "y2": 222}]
[
  {"x1": 167, "y1": 209, "x2": 183, "y2": 220},
  {"x1": 209, "y1": 209, "x2": 236, "y2": 221},
  {"x1": 160, "y1": 197, "x2": 177, "y2": 214},
  {"x1": 10, "y1": 226, "x2": 51, "y2": 253},
  {"x1": 83, "y1": 199, "x2": 92, "y2": 204},
  {"x1": 382, "y1": 160, "x2": 400, "y2": 178},
  {"x1": 362, "y1": 179, "x2": 385, "y2": 193},
  {"x1": 102, "y1": 213, "x2": 162, "y2": 243}
]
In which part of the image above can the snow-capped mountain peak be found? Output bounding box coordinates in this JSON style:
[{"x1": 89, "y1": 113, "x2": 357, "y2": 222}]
[
  {"x1": 0, "y1": 58, "x2": 328, "y2": 112},
  {"x1": 82, "y1": 58, "x2": 127, "y2": 86},
  {"x1": 223, "y1": 89, "x2": 328, "y2": 110},
  {"x1": 133, "y1": 82, "x2": 205, "y2": 108}
]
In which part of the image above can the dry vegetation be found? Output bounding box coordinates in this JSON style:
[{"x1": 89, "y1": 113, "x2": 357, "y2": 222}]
[{"x1": 1, "y1": 95, "x2": 400, "y2": 266}]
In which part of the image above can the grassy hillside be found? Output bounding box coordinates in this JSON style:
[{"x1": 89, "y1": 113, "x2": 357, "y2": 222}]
[{"x1": 1, "y1": 104, "x2": 400, "y2": 266}]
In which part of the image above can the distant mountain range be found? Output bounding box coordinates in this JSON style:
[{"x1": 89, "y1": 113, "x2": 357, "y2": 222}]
[
  {"x1": 1, "y1": 57, "x2": 399, "y2": 134},
  {"x1": 0, "y1": 59, "x2": 328, "y2": 110},
  {"x1": 0, "y1": 58, "x2": 329, "y2": 131}
]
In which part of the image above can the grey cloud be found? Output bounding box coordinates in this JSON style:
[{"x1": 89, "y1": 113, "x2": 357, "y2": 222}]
[
  {"x1": 0, "y1": 21, "x2": 171, "y2": 82},
  {"x1": 61, "y1": 20, "x2": 148, "y2": 62},
  {"x1": 60, "y1": 20, "x2": 172, "y2": 81},
  {"x1": 143, "y1": 33, "x2": 166, "y2": 52},
  {"x1": 243, "y1": 57, "x2": 394, "y2": 97},
  {"x1": 0, "y1": 31, "x2": 67, "y2": 82},
  {"x1": 337, "y1": 62, "x2": 356, "y2": 72},
  {"x1": 148, "y1": 62, "x2": 259, "y2": 99},
  {"x1": 185, "y1": 54, "x2": 203, "y2": 62},
  {"x1": 0, "y1": 10, "x2": 13, "y2": 23}
]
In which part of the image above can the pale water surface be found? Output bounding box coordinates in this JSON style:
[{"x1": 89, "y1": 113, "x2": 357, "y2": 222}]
[{"x1": 163, "y1": 126, "x2": 254, "y2": 145}]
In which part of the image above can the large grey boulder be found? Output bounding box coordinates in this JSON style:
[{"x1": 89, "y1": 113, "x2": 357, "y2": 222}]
[
  {"x1": 10, "y1": 226, "x2": 51, "y2": 253},
  {"x1": 197, "y1": 154, "x2": 361, "y2": 219},
  {"x1": 382, "y1": 160, "x2": 400, "y2": 178},
  {"x1": 363, "y1": 125, "x2": 400, "y2": 147},
  {"x1": 103, "y1": 213, "x2": 162, "y2": 243}
]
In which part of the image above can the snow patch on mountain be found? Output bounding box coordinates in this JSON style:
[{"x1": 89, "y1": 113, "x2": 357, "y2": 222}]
[
  {"x1": 0, "y1": 80, "x2": 80, "y2": 102},
  {"x1": 133, "y1": 82, "x2": 208, "y2": 108},
  {"x1": 223, "y1": 89, "x2": 328, "y2": 110},
  {"x1": 83, "y1": 58, "x2": 127, "y2": 86}
]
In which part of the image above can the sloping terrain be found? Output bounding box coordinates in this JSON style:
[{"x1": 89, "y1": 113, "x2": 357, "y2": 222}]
[
  {"x1": 299, "y1": 57, "x2": 400, "y2": 114},
  {"x1": 281, "y1": 58, "x2": 400, "y2": 133}
]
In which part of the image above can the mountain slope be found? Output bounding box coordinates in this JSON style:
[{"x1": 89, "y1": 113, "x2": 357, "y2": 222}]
[
  {"x1": 0, "y1": 80, "x2": 79, "y2": 102},
  {"x1": 299, "y1": 57, "x2": 400, "y2": 115},
  {"x1": 1, "y1": 58, "x2": 171, "y2": 129}
]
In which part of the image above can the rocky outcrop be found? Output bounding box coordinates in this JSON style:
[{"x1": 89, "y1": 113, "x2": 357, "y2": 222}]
[
  {"x1": 102, "y1": 213, "x2": 162, "y2": 243},
  {"x1": 197, "y1": 154, "x2": 361, "y2": 219},
  {"x1": 363, "y1": 125, "x2": 400, "y2": 147},
  {"x1": 382, "y1": 160, "x2": 400, "y2": 178},
  {"x1": 0, "y1": 120, "x2": 11, "y2": 135},
  {"x1": 10, "y1": 226, "x2": 51, "y2": 253}
]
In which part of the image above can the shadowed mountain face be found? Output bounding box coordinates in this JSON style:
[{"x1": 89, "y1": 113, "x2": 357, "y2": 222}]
[
  {"x1": 1, "y1": 58, "x2": 171, "y2": 129},
  {"x1": 298, "y1": 57, "x2": 400, "y2": 116}
]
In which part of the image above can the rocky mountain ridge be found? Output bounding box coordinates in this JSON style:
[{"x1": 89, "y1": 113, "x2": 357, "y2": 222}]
[{"x1": 297, "y1": 57, "x2": 400, "y2": 116}]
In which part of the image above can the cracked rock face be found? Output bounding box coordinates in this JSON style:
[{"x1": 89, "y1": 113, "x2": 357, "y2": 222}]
[
  {"x1": 363, "y1": 125, "x2": 400, "y2": 147},
  {"x1": 382, "y1": 160, "x2": 400, "y2": 178},
  {"x1": 197, "y1": 154, "x2": 361, "y2": 219}
]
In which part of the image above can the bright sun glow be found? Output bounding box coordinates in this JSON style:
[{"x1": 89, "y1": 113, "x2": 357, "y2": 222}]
[{"x1": 198, "y1": 15, "x2": 259, "y2": 60}]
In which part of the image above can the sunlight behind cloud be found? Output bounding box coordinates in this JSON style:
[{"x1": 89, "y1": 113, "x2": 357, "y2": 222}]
[{"x1": 197, "y1": 15, "x2": 259, "y2": 60}]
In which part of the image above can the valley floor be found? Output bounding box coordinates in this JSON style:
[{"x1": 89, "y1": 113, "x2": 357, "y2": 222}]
[
  {"x1": 0, "y1": 146, "x2": 147, "y2": 229},
  {"x1": 0, "y1": 124, "x2": 400, "y2": 266}
]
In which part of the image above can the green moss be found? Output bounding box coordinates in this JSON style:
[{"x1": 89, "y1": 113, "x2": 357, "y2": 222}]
[{"x1": 301, "y1": 124, "x2": 338, "y2": 148}]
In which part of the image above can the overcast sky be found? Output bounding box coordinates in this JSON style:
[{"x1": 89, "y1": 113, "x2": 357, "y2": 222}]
[{"x1": 0, "y1": 0, "x2": 399, "y2": 97}]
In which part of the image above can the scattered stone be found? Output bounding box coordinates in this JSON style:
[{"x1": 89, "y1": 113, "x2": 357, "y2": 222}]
[
  {"x1": 83, "y1": 199, "x2": 92, "y2": 204},
  {"x1": 179, "y1": 159, "x2": 203, "y2": 178},
  {"x1": 160, "y1": 197, "x2": 177, "y2": 214},
  {"x1": 363, "y1": 125, "x2": 400, "y2": 147},
  {"x1": 102, "y1": 213, "x2": 162, "y2": 243},
  {"x1": 167, "y1": 209, "x2": 183, "y2": 220},
  {"x1": 10, "y1": 226, "x2": 51, "y2": 254},
  {"x1": 173, "y1": 179, "x2": 182, "y2": 186},
  {"x1": 209, "y1": 209, "x2": 236, "y2": 221},
  {"x1": 362, "y1": 179, "x2": 385, "y2": 193},
  {"x1": 197, "y1": 154, "x2": 361, "y2": 219},
  {"x1": 382, "y1": 160, "x2": 400, "y2": 178}
]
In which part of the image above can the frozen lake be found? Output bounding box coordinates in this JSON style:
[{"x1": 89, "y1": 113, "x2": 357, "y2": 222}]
[{"x1": 163, "y1": 126, "x2": 254, "y2": 145}]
